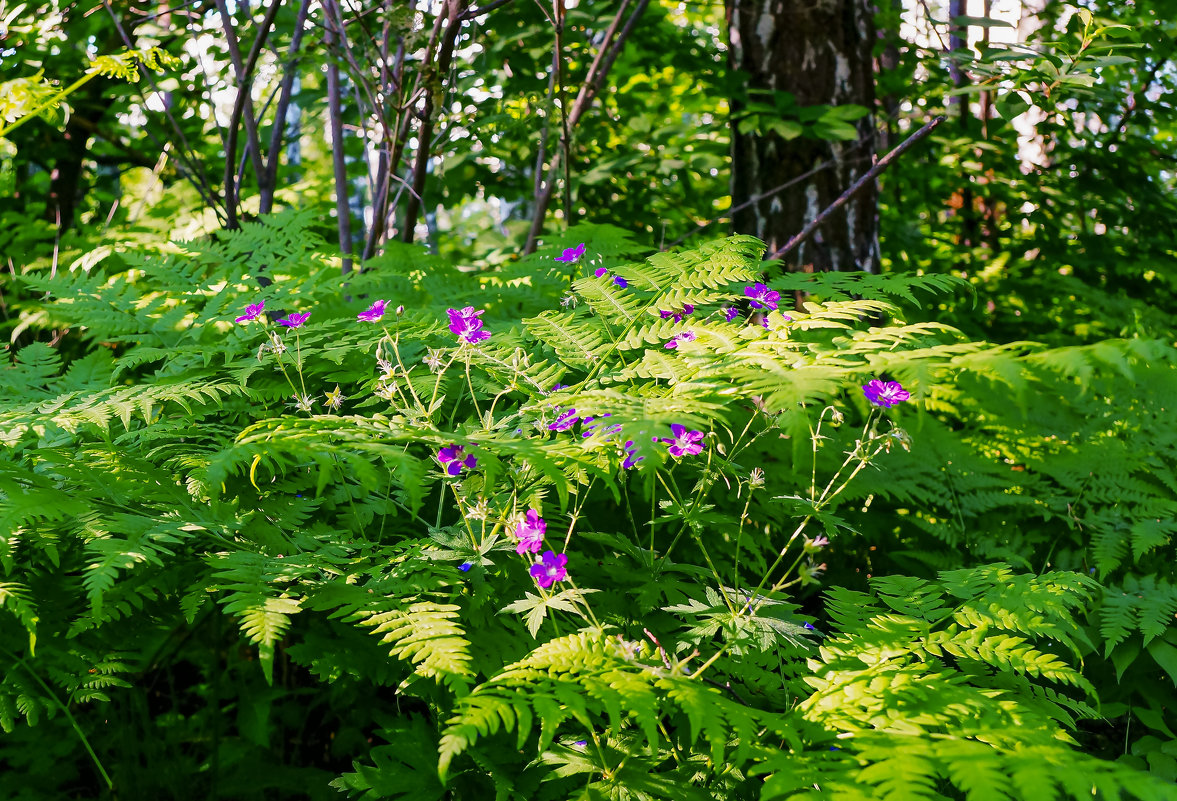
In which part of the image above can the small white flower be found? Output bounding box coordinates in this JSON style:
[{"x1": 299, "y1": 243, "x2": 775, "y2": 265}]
[
  {"x1": 423, "y1": 347, "x2": 445, "y2": 373},
  {"x1": 560, "y1": 293, "x2": 578, "y2": 308},
  {"x1": 292, "y1": 393, "x2": 315, "y2": 413},
  {"x1": 374, "y1": 381, "x2": 398, "y2": 401},
  {"x1": 268, "y1": 332, "x2": 288, "y2": 355},
  {"x1": 324, "y1": 385, "x2": 346, "y2": 411},
  {"x1": 465, "y1": 498, "x2": 490, "y2": 521},
  {"x1": 376, "y1": 357, "x2": 396, "y2": 382},
  {"x1": 748, "y1": 467, "x2": 765, "y2": 489}
]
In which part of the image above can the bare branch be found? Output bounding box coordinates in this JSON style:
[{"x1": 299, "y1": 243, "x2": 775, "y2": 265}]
[
  {"x1": 401, "y1": 0, "x2": 470, "y2": 244},
  {"x1": 523, "y1": 0, "x2": 649, "y2": 254},
  {"x1": 765, "y1": 116, "x2": 945, "y2": 263},
  {"x1": 216, "y1": 0, "x2": 282, "y2": 228},
  {"x1": 323, "y1": 0, "x2": 355, "y2": 274},
  {"x1": 260, "y1": 0, "x2": 312, "y2": 215},
  {"x1": 459, "y1": 0, "x2": 515, "y2": 21}
]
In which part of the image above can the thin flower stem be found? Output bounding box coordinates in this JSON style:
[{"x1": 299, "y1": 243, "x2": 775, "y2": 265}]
[
  {"x1": 562, "y1": 477, "x2": 597, "y2": 552},
  {"x1": 464, "y1": 352, "x2": 483, "y2": 421},
  {"x1": 294, "y1": 332, "x2": 308, "y2": 397},
  {"x1": 383, "y1": 325, "x2": 425, "y2": 411},
  {"x1": 690, "y1": 641, "x2": 731, "y2": 679},
  {"x1": 431, "y1": 352, "x2": 461, "y2": 422},
  {"x1": 694, "y1": 536, "x2": 736, "y2": 615},
  {"x1": 564, "y1": 576, "x2": 601, "y2": 628},
  {"x1": 730, "y1": 490, "x2": 756, "y2": 588},
  {"x1": 655, "y1": 448, "x2": 714, "y2": 567},
  {"x1": 449, "y1": 483, "x2": 480, "y2": 549},
  {"x1": 3, "y1": 647, "x2": 115, "y2": 794}
]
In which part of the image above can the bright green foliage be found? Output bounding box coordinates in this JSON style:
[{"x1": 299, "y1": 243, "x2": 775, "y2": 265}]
[{"x1": 1, "y1": 215, "x2": 1173, "y2": 797}]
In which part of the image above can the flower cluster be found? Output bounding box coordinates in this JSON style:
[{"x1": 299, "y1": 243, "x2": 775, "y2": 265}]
[
  {"x1": 437, "y1": 443, "x2": 477, "y2": 476},
  {"x1": 862, "y1": 379, "x2": 910, "y2": 408},
  {"x1": 515, "y1": 509, "x2": 546, "y2": 554},
  {"x1": 447, "y1": 306, "x2": 491, "y2": 344}
]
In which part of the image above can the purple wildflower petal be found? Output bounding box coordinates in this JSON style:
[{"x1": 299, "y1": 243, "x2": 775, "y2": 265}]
[
  {"x1": 744, "y1": 282, "x2": 781, "y2": 311},
  {"x1": 276, "y1": 311, "x2": 310, "y2": 328},
  {"x1": 529, "y1": 550, "x2": 568, "y2": 589},
  {"x1": 862, "y1": 379, "x2": 911, "y2": 409},
  {"x1": 459, "y1": 562, "x2": 473, "y2": 572},
  {"x1": 515, "y1": 509, "x2": 546, "y2": 555},
  {"x1": 613, "y1": 276, "x2": 628, "y2": 288},
  {"x1": 594, "y1": 267, "x2": 609, "y2": 278},
  {"x1": 438, "y1": 443, "x2": 476, "y2": 476},
  {"x1": 447, "y1": 306, "x2": 491, "y2": 344},
  {"x1": 661, "y1": 424, "x2": 705, "y2": 458},
  {"x1": 550, "y1": 408, "x2": 580, "y2": 432},
  {"x1": 556, "y1": 243, "x2": 587, "y2": 263},
  {"x1": 358, "y1": 299, "x2": 388, "y2": 322},
  {"x1": 235, "y1": 300, "x2": 265, "y2": 323},
  {"x1": 723, "y1": 306, "x2": 740, "y2": 322}
]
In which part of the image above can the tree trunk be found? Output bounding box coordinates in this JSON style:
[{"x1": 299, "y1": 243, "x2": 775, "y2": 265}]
[{"x1": 726, "y1": 0, "x2": 878, "y2": 272}]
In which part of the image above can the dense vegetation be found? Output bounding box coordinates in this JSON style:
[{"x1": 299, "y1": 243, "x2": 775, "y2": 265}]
[{"x1": 1, "y1": 1, "x2": 1176, "y2": 799}]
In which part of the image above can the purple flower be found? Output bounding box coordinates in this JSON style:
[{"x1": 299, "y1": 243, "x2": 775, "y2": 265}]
[
  {"x1": 580, "y1": 413, "x2": 612, "y2": 439},
  {"x1": 549, "y1": 383, "x2": 569, "y2": 393},
  {"x1": 804, "y1": 622, "x2": 816, "y2": 631},
  {"x1": 572, "y1": 740, "x2": 588, "y2": 749},
  {"x1": 276, "y1": 311, "x2": 310, "y2": 328},
  {"x1": 530, "y1": 550, "x2": 568, "y2": 589},
  {"x1": 556, "y1": 243, "x2": 586, "y2": 263},
  {"x1": 622, "y1": 440, "x2": 644, "y2": 469},
  {"x1": 592, "y1": 266, "x2": 627, "y2": 288},
  {"x1": 664, "y1": 331, "x2": 696, "y2": 349},
  {"x1": 235, "y1": 300, "x2": 265, "y2": 323},
  {"x1": 722, "y1": 306, "x2": 740, "y2": 322},
  {"x1": 661, "y1": 423, "x2": 705, "y2": 457},
  {"x1": 447, "y1": 306, "x2": 491, "y2": 344},
  {"x1": 437, "y1": 443, "x2": 477, "y2": 476},
  {"x1": 358, "y1": 299, "x2": 388, "y2": 322},
  {"x1": 745, "y1": 283, "x2": 780, "y2": 311},
  {"x1": 550, "y1": 408, "x2": 579, "y2": 432},
  {"x1": 659, "y1": 304, "x2": 695, "y2": 323},
  {"x1": 515, "y1": 509, "x2": 546, "y2": 555},
  {"x1": 459, "y1": 562, "x2": 473, "y2": 572},
  {"x1": 862, "y1": 379, "x2": 911, "y2": 409}
]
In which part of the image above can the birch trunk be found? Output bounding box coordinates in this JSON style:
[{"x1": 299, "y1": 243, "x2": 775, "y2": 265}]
[{"x1": 726, "y1": 0, "x2": 878, "y2": 272}]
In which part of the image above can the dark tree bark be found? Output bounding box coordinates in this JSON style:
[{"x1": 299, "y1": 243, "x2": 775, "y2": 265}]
[{"x1": 726, "y1": 0, "x2": 878, "y2": 272}]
